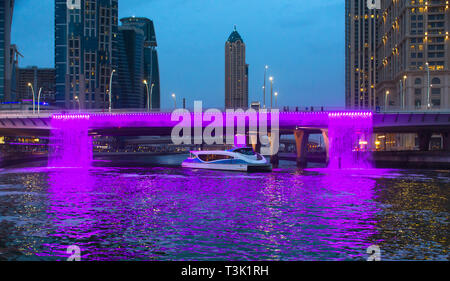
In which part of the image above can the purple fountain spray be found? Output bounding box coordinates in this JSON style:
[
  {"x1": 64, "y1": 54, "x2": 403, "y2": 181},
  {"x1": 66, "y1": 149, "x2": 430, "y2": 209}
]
[
  {"x1": 327, "y1": 112, "x2": 373, "y2": 169},
  {"x1": 48, "y1": 115, "x2": 93, "y2": 168}
]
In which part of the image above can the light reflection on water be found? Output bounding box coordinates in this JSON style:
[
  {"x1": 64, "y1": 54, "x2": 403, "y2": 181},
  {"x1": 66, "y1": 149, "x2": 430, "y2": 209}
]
[{"x1": 0, "y1": 159, "x2": 448, "y2": 261}]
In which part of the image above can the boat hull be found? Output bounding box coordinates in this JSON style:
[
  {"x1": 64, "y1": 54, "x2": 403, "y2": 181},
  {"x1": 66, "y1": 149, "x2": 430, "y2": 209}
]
[
  {"x1": 181, "y1": 162, "x2": 272, "y2": 172},
  {"x1": 182, "y1": 147, "x2": 272, "y2": 172}
]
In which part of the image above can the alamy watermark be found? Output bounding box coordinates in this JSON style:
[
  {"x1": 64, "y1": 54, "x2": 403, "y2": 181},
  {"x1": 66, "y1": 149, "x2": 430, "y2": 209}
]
[
  {"x1": 367, "y1": 0, "x2": 381, "y2": 10},
  {"x1": 66, "y1": 245, "x2": 81, "y2": 261},
  {"x1": 170, "y1": 101, "x2": 280, "y2": 155},
  {"x1": 366, "y1": 245, "x2": 381, "y2": 261},
  {"x1": 66, "y1": 0, "x2": 81, "y2": 10}
]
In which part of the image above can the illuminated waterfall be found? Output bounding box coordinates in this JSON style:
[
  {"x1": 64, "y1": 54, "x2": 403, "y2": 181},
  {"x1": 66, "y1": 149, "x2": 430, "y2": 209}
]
[
  {"x1": 327, "y1": 112, "x2": 373, "y2": 169},
  {"x1": 48, "y1": 115, "x2": 93, "y2": 168}
]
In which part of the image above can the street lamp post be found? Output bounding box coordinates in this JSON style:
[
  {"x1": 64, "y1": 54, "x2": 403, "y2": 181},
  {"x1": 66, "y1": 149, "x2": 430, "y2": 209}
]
[
  {"x1": 385, "y1": 90, "x2": 390, "y2": 112},
  {"x1": 403, "y1": 75, "x2": 407, "y2": 110},
  {"x1": 74, "y1": 96, "x2": 81, "y2": 112},
  {"x1": 37, "y1": 87, "x2": 42, "y2": 114},
  {"x1": 150, "y1": 83, "x2": 154, "y2": 110},
  {"x1": 263, "y1": 65, "x2": 268, "y2": 109},
  {"x1": 143, "y1": 80, "x2": 150, "y2": 112},
  {"x1": 171, "y1": 93, "x2": 176, "y2": 109},
  {"x1": 27, "y1": 83, "x2": 35, "y2": 114},
  {"x1": 143, "y1": 80, "x2": 155, "y2": 112},
  {"x1": 274, "y1": 92, "x2": 278, "y2": 108},
  {"x1": 269, "y1": 76, "x2": 273, "y2": 109},
  {"x1": 403, "y1": 75, "x2": 408, "y2": 109},
  {"x1": 108, "y1": 69, "x2": 116, "y2": 113},
  {"x1": 425, "y1": 62, "x2": 431, "y2": 109}
]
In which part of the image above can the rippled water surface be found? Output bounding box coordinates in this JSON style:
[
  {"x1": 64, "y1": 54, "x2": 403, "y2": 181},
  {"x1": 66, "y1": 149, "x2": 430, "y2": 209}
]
[{"x1": 0, "y1": 158, "x2": 448, "y2": 261}]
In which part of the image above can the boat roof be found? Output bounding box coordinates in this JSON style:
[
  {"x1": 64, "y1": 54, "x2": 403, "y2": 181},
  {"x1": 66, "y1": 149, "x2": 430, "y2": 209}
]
[
  {"x1": 226, "y1": 146, "x2": 253, "y2": 152},
  {"x1": 190, "y1": 147, "x2": 253, "y2": 154}
]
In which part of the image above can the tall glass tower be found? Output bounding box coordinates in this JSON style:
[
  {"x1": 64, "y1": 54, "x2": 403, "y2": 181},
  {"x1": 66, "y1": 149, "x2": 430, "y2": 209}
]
[
  {"x1": 225, "y1": 26, "x2": 248, "y2": 109},
  {"x1": 116, "y1": 24, "x2": 145, "y2": 109},
  {"x1": 0, "y1": 0, "x2": 15, "y2": 102},
  {"x1": 55, "y1": 0, "x2": 119, "y2": 109},
  {"x1": 120, "y1": 17, "x2": 160, "y2": 110}
]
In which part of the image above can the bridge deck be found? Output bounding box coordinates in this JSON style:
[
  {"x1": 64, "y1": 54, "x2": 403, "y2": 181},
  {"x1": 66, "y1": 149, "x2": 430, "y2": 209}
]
[{"x1": 0, "y1": 111, "x2": 448, "y2": 137}]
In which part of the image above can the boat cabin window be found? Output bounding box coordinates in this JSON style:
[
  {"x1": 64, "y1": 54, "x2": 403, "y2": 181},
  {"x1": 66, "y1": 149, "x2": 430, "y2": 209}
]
[
  {"x1": 198, "y1": 154, "x2": 233, "y2": 162},
  {"x1": 234, "y1": 148, "x2": 256, "y2": 156}
]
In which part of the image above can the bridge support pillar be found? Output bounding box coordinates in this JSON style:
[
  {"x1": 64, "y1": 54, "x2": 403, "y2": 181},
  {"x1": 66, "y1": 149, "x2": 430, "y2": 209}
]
[
  {"x1": 248, "y1": 131, "x2": 261, "y2": 153},
  {"x1": 270, "y1": 153, "x2": 279, "y2": 167},
  {"x1": 418, "y1": 131, "x2": 432, "y2": 151},
  {"x1": 294, "y1": 130, "x2": 309, "y2": 168},
  {"x1": 321, "y1": 129, "x2": 330, "y2": 166},
  {"x1": 268, "y1": 130, "x2": 280, "y2": 167},
  {"x1": 442, "y1": 132, "x2": 450, "y2": 152}
]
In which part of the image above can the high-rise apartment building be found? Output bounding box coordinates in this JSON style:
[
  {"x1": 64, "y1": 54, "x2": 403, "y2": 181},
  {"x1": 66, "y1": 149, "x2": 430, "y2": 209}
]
[
  {"x1": 55, "y1": 0, "x2": 119, "y2": 109},
  {"x1": 225, "y1": 26, "x2": 248, "y2": 109},
  {"x1": 345, "y1": 0, "x2": 380, "y2": 109},
  {"x1": 0, "y1": 0, "x2": 15, "y2": 102},
  {"x1": 376, "y1": 0, "x2": 450, "y2": 110},
  {"x1": 120, "y1": 17, "x2": 160, "y2": 109},
  {"x1": 16, "y1": 66, "x2": 56, "y2": 104}
]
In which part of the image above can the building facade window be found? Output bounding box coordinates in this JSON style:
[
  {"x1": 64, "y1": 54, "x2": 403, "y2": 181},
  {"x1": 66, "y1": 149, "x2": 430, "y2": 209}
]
[{"x1": 431, "y1": 77, "x2": 441, "y2": 85}]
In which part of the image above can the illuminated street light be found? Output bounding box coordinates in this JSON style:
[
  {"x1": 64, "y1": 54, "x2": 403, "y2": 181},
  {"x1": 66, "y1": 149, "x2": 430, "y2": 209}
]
[
  {"x1": 171, "y1": 93, "x2": 176, "y2": 109},
  {"x1": 108, "y1": 69, "x2": 116, "y2": 113},
  {"x1": 269, "y1": 76, "x2": 274, "y2": 109},
  {"x1": 143, "y1": 80, "x2": 150, "y2": 111},
  {"x1": 143, "y1": 80, "x2": 155, "y2": 112},
  {"x1": 403, "y1": 75, "x2": 407, "y2": 110},
  {"x1": 74, "y1": 96, "x2": 81, "y2": 112},
  {"x1": 37, "y1": 87, "x2": 42, "y2": 114},
  {"x1": 263, "y1": 65, "x2": 268, "y2": 108},
  {"x1": 274, "y1": 91, "x2": 278, "y2": 108},
  {"x1": 27, "y1": 83, "x2": 35, "y2": 114},
  {"x1": 150, "y1": 83, "x2": 154, "y2": 110},
  {"x1": 385, "y1": 90, "x2": 390, "y2": 112}
]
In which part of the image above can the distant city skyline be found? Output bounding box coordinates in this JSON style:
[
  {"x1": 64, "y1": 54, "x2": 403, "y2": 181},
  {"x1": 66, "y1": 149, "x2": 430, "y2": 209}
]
[{"x1": 11, "y1": 0, "x2": 345, "y2": 109}]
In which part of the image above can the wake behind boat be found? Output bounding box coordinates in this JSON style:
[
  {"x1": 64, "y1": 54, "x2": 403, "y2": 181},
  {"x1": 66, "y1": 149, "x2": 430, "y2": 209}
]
[{"x1": 182, "y1": 147, "x2": 272, "y2": 172}]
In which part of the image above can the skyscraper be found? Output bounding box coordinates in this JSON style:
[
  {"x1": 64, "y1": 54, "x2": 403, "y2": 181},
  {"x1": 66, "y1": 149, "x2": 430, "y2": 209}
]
[
  {"x1": 225, "y1": 26, "x2": 248, "y2": 109},
  {"x1": 345, "y1": 0, "x2": 379, "y2": 109},
  {"x1": 0, "y1": 0, "x2": 15, "y2": 102},
  {"x1": 116, "y1": 24, "x2": 145, "y2": 109},
  {"x1": 376, "y1": 0, "x2": 450, "y2": 110},
  {"x1": 55, "y1": 0, "x2": 119, "y2": 109},
  {"x1": 120, "y1": 17, "x2": 160, "y2": 110}
]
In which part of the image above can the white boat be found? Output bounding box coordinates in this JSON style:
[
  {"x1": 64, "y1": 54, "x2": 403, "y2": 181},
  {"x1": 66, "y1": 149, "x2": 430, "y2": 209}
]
[{"x1": 182, "y1": 147, "x2": 272, "y2": 172}]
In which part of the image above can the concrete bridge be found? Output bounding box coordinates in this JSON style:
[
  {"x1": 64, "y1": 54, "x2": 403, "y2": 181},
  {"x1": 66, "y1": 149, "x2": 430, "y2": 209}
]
[
  {"x1": 0, "y1": 110, "x2": 449, "y2": 167},
  {"x1": 1, "y1": 110, "x2": 449, "y2": 133}
]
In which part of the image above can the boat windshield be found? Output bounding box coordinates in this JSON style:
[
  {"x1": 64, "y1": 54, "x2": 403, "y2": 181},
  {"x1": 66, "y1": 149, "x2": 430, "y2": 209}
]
[
  {"x1": 198, "y1": 154, "x2": 233, "y2": 162},
  {"x1": 234, "y1": 148, "x2": 256, "y2": 156}
]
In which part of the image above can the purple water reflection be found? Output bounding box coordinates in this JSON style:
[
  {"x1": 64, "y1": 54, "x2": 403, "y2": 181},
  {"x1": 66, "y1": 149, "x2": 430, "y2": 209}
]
[
  {"x1": 1, "y1": 161, "x2": 448, "y2": 261},
  {"x1": 32, "y1": 165, "x2": 382, "y2": 261},
  {"x1": 328, "y1": 112, "x2": 373, "y2": 169}
]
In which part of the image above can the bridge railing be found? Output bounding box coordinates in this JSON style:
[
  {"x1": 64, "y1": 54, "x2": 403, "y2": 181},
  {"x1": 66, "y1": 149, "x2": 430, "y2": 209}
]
[
  {"x1": 1, "y1": 106, "x2": 450, "y2": 118},
  {"x1": 377, "y1": 105, "x2": 450, "y2": 113}
]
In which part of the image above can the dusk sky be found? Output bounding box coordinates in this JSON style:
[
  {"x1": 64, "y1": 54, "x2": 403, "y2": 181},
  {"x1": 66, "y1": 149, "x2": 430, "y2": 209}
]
[{"x1": 11, "y1": 0, "x2": 345, "y2": 109}]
